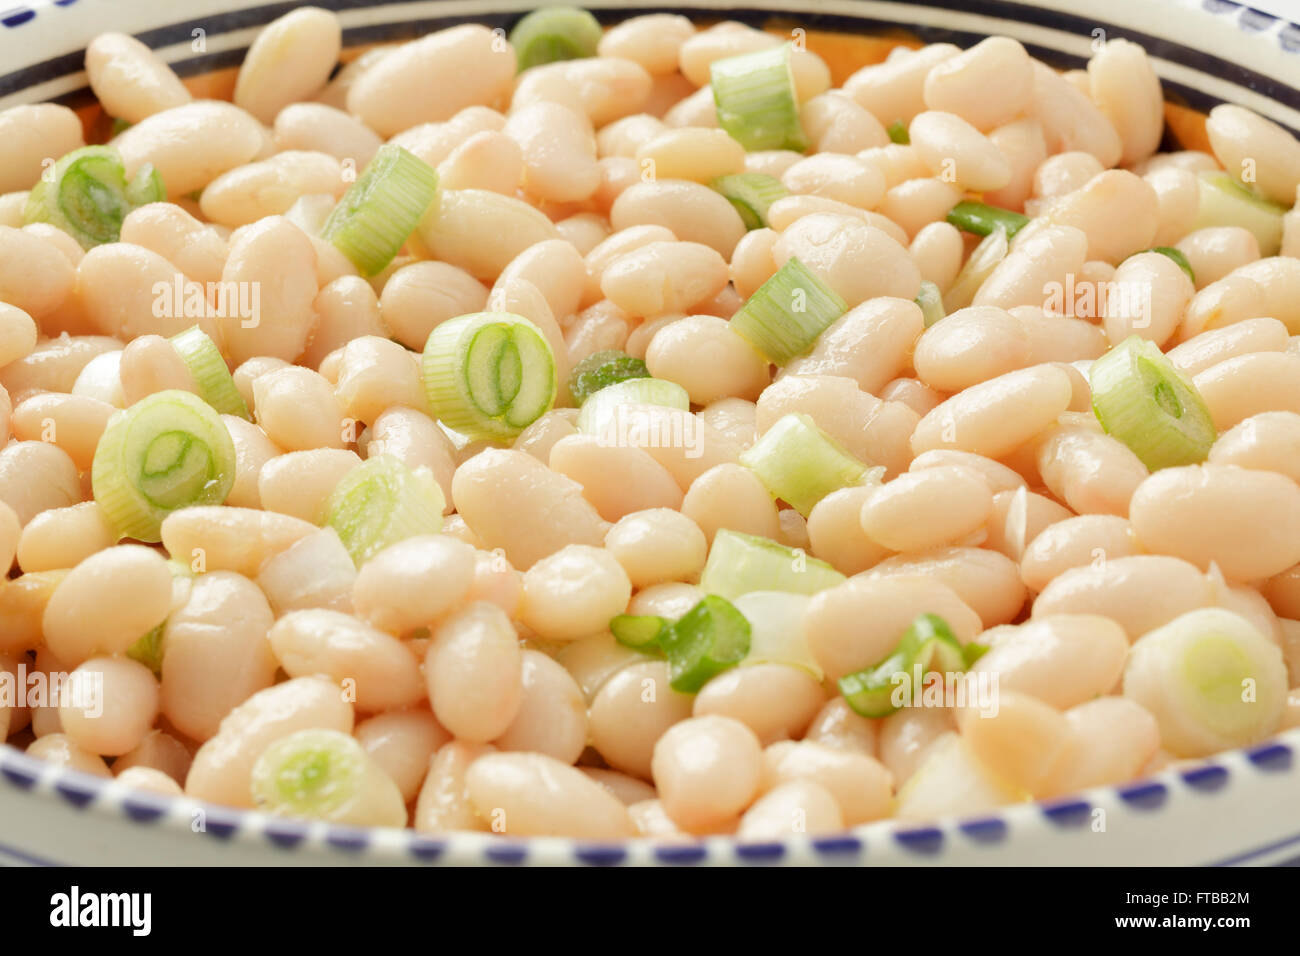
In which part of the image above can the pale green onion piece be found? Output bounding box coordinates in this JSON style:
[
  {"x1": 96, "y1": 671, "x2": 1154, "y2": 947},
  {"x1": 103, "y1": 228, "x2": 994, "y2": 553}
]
[
  {"x1": 509, "y1": 6, "x2": 603, "y2": 71},
  {"x1": 91, "y1": 389, "x2": 236, "y2": 543},
  {"x1": 886, "y1": 120, "x2": 909, "y2": 144},
  {"x1": 23, "y1": 145, "x2": 164, "y2": 249},
  {"x1": 1090, "y1": 335, "x2": 1216, "y2": 471},
  {"x1": 324, "y1": 454, "x2": 445, "y2": 565},
  {"x1": 916, "y1": 280, "x2": 945, "y2": 327},
  {"x1": 575, "y1": 376, "x2": 690, "y2": 437},
  {"x1": 126, "y1": 623, "x2": 165, "y2": 675},
  {"x1": 250, "y1": 728, "x2": 407, "y2": 826},
  {"x1": 729, "y1": 256, "x2": 847, "y2": 365},
  {"x1": 321, "y1": 144, "x2": 439, "y2": 276},
  {"x1": 1123, "y1": 607, "x2": 1286, "y2": 757},
  {"x1": 610, "y1": 613, "x2": 669, "y2": 653},
  {"x1": 732, "y1": 591, "x2": 822, "y2": 679},
  {"x1": 943, "y1": 226, "x2": 1009, "y2": 312},
  {"x1": 1192, "y1": 171, "x2": 1285, "y2": 257},
  {"x1": 709, "y1": 172, "x2": 788, "y2": 230},
  {"x1": 169, "y1": 325, "x2": 250, "y2": 420},
  {"x1": 739, "y1": 412, "x2": 874, "y2": 516},
  {"x1": 711, "y1": 44, "x2": 810, "y2": 152},
  {"x1": 422, "y1": 311, "x2": 557, "y2": 442},
  {"x1": 700, "y1": 529, "x2": 845, "y2": 600},
  {"x1": 567, "y1": 349, "x2": 649, "y2": 406}
]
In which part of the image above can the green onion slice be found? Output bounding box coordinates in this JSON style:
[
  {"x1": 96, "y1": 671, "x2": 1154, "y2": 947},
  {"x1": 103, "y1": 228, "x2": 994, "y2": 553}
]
[
  {"x1": 946, "y1": 200, "x2": 1030, "y2": 240},
  {"x1": 324, "y1": 454, "x2": 445, "y2": 565},
  {"x1": 567, "y1": 349, "x2": 649, "y2": 406},
  {"x1": 321, "y1": 144, "x2": 439, "y2": 277},
  {"x1": 91, "y1": 390, "x2": 236, "y2": 543},
  {"x1": 887, "y1": 120, "x2": 910, "y2": 144},
  {"x1": 126, "y1": 623, "x2": 165, "y2": 675},
  {"x1": 610, "y1": 613, "x2": 669, "y2": 653},
  {"x1": 740, "y1": 412, "x2": 875, "y2": 516},
  {"x1": 1090, "y1": 335, "x2": 1217, "y2": 471},
  {"x1": 509, "y1": 6, "x2": 603, "y2": 72},
  {"x1": 839, "y1": 613, "x2": 967, "y2": 718},
  {"x1": 250, "y1": 728, "x2": 406, "y2": 826},
  {"x1": 1145, "y1": 246, "x2": 1196, "y2": 284},
  {"x1": 23, "y1": 145, "x2": 164, "y2": 249},
  {"x1": 710, "y1": 172, "x2": 788, "y2": 230},
  {"x1": 1192, "y1": 171, "x2": 1285, "y2": 257},
  {"x1": 730, "y1": 256, "x2": 847, "y2": 366},
  {"x1": 711, "y1": 44, "x2": 810, "y2": 152},
  {"x1": 423, "y1": 311, "x2": 557, "y2": 442},
  {"x1": 700, "y1": 529, "x2": 845, "y2": 600},
  {"x1": 915, "y1": 279, "x2": 945, "y2": 327},
  {"x1": 943, "y1": 226, "x2": 1010, "y2": 312},
  {"x1": 659, "y1": 595, "x2": 752, "y2": 693},
  {"x1": 169, "y1": 325, "x2": 250, "y2": 420},
  {"x1": 575, "y1": 376, "x2": 689, "y2": 438}
]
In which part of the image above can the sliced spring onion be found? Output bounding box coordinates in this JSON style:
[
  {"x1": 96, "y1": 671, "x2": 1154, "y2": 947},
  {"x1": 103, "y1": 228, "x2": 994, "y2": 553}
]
[
  {"x1": 610, "y1": 613, "x2": 669, "y2": 653},
  {"x1": 711, "y1": 44, "x2": 810, "y2": 152},
  {"x1": 946, "y1": 200, "x2": 1030, "y2": 240},
  {"x1": 126, "y1": 623, "x2": 165, "y2": 675},
  {"x1": 739, "y1": 412, "x2": 873, "y2": 516},
  {"x1": 887, "y1": 120, "x2": 909, "y2": 144},
  {"x1": 1192, "y1": 171, "x2": 1285, "y2": 257},
  {"x1": 91, "y1": 389, "x2": 236, "y2": 543},
  {"x1": 509, "y1": 6, "x2": 603, "y2": 71},
  {"x1": 659, "y1": 595, "x2": 752, "y2": 693},
  {"x1": 700, "y1": 529, "x2": 845, "y2": 600},
  {"x1": 423, "y1": 311, "x2": 557, "y2": 441},
  {"x1": 916, "y1": 279, "x2": 945, "y2": 327},
  {"x1": 23, "y1": 145, "x2": 164, "y2": 249},
  {"x1": 709, "y1": 172, "x2": 789, "y2": 230},
  {"x1": 729, "y1": 256, "x2": 847, "y2": 365},
  {"x1": 250, "y1": 728, "x2": 407, "y2": 826},
  {"x1": 575, "y1": 376, "x2": 689, "y2": 437},
  {"x1": 320, "y1": 144, "x2": 439, "y2": 277},
  {"x1": 324, "y1": 454, "x2": 445, "y2": 564},
  {"x1": 732, "y1": 591, "x2": 822, "y2": 679},
  {"x1": 1090, "y1": 335, "x2": 1216, "y2": 470},
  {"x1": 567, "y1": 349, "x2": 649, "y2": 406},
  {"x1": 1146, "y1": 246, "x2": 1196, "y2": 284},
  {"x1": 169, "y1": 325, "x2": 250, "y2": 420},
  {"x1": 839, "y1": 613, "x2": 967, "y2": 718},
  {"x1": 943, "y1": 226, "x2": 1010, "y2": 312}
]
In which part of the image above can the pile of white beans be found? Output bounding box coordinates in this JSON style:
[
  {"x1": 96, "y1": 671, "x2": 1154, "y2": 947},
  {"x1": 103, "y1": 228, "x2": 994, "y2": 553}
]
[{"x1": 0, "y1": 8, "x2": 1298, "y2": 842}]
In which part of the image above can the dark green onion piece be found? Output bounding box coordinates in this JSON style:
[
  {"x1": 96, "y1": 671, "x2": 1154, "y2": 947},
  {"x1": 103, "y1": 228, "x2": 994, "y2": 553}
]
[
  {"x1": 729, "y1": 256, "x2": 847, "y2": 365},
  {"x1": 839, "y1": 613, "x2": 967, "y2": 718},
  {"x1": 509, "y1": 6, "x2": 603, "y2": 71},
  {"x1": 1148, "y1": 246, "x2": 1196, "y2": 284},
  {"x1": 915, "y1": 280, "x2": 945, "y2": 327},
  {"x1": 709, "y1": 172, "x2": 788, "y2": 230},
  {"x1": 567, "y1": 349, "x2": 649, "y2": 406},
  {"x1": 945, "y1": 199, "x2": 1030, "y2": 240},
  {"x1": 660, "y1": 595, "x2": 752, "y2": 693},
  {"x1": 23, "y1": 145, "x2": 165, "y2": 249},
  {"x1": 887, "y1": 120, "x2": 909, "y2": 144},
  {"x1": 610, "y1": 614, "x2": 668, "y2": 653}
]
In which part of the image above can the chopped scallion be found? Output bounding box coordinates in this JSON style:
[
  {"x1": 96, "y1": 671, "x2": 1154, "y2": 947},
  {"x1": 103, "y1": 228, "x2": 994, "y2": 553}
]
[
  {"x1": 91, "y1": 390, "x2": 237, "y2": 543},
  {"x1": 946, "y1": 199, "x2": 1030, "y2": 240},
  {"x1": 321, "y1": 144, "x2": 439, "y2": 277},
  {"x1": 729, "y1": 256, "x2": 847, "y2": 365},
  {"x1": 699, "y1": 529, "x2": 845, "y2": 600},
  {"x1": 1090, "y1": 335, "x2": 1216, "y2": 471},
  {"x1": 324, "y1": 455, "x2": 445, "y2": 564},
  {"x1": 169, "y1": 325, "x2": 250, "y2": 420},
  {"x1": 739, "y1": 412, "x2": 874, "y2": 516},
  {"x1": 709, "y1": 172, "x2": 788, "y2": 229},
  {"x1": 1145, "y1": 246, "x2": 1196, "y2": 284},
  {"x1": 423, "y1": 311, "x2": 557, "y2": 441},
  {"x1": 943, "y1": 226, "x2": 1009, "y2": 312},
  {"x1": 610, "y1": 613, "x2": 668, "y2": 653},
  {"x1": 509, "y1": 6, "x2": 603, "y2": 72},
  {"x1": 567, "y1": 349, "x2": 649, "y2": 406},
  {"x1": 1192, "y1": 171, "x2": 1285, "y2": 257},
  {"x1": 575, "y1": 376, "x2": 689, "y2": 437},
  {"x1": 23, "y1": 145, "x2": 164, "y2": 249},
  {"x1": 126, "y1": 623, "x2": 165, "y2": 675},
  {"x1": 915, "y1": 279, "x2": 945, "y2": 327},
  {"x1": 887, "y1": 120, "x2": 910, "y2": 144},
  {"x1": 659, "y1": 595, "x2": 752, "y2": 693},
  {"x1": 250, "y1": 728, "x2": 407, "y2": 826},
  {"x1": 711, "y1": 44, "x2": 810, "y2": 152},
  {"x1": 839, "y1": 613, "x2": 967, "y2": 718}
]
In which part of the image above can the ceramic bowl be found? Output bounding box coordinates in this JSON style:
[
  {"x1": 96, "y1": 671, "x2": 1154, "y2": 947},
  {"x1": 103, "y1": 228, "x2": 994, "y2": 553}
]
[{"x1": 0, "y1": 0, "x2": 1297, "y2": 866}]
